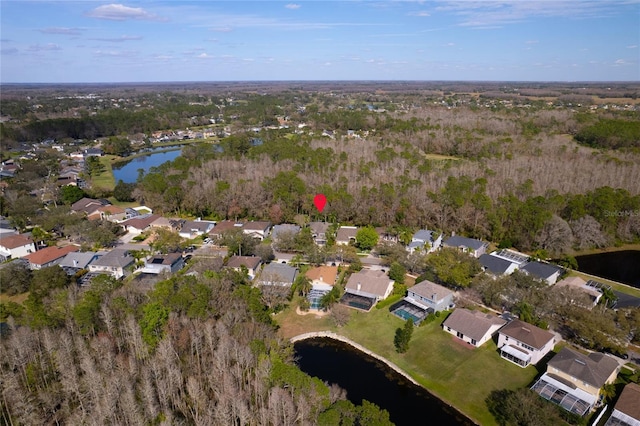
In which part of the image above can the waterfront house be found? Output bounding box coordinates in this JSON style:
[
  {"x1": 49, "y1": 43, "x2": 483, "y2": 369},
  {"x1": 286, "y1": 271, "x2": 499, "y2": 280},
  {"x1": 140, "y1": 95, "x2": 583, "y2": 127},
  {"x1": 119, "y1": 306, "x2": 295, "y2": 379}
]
[
  {"x1": 604, "y1": 382, "x2": 640, "y2": 426},
  {"x1": 555, "y1": 276, "x2": 603, "y2": 307},
  {"x1": 341, "y1": 269, "x2": 393, "y2": 311},
  {"x1": 442, "y1": 308, "x2": 507, "y2": 347},
  {"x1": 406, "y1": 280, "x2": 454, "y2": 313},
  {"x1": 521, "y1": 261, "x2": 563, "y2": 285},
  {"x1": 442, "y1": 235, "x2": 488, "y2": 258},
  {"x1": 479, "y1": 254, "x2": 519, "y2": 276},
  {"x1": 531, "y1": 347, "x2": 619, "y2": 416},
  {"x1": 497, "y1": 319, "x2": 556, "y2": 367}
]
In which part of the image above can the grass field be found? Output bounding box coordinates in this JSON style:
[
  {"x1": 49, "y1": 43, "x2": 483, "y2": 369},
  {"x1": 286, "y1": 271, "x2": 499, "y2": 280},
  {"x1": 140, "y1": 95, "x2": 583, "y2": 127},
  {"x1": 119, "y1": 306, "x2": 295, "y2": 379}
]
[
  {"x1": 275, "y1": 305, "x2": 539, "y2": 425},
  {"x1": 91, "y1": 155, "x2": 116, "y2": 190}
]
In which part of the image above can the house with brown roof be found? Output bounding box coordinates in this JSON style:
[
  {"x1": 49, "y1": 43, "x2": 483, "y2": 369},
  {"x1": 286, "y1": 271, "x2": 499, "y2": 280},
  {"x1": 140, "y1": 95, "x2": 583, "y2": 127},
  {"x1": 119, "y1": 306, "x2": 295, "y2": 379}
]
[
  {"x1": 531, "y1": 347, "x2": 619, "y2": 416},
  {"x1": 121, "y1": 214, "x2": 162, "y2": 235},
  {"x1": 87, "y1": 205, "x2": 127, "y2": 223},
  {"x1": 0, "y1": 234, "x2": 36, "y2": 260},
  {"x1": 305, "y1": 265, "x2": 339, "y2": 310},
  {"x1": 604, "y1": 382, "x2": 640, "y2": 426},
  {"x1": 24, "y1": 245, "x2": 79, "y2": 270},
  {"x1": 442, "y1": 308, "x2": 507, "y2": 348},
  {"x1": 71, "y1": 197, "x2": 111, "y2": 215},
  {"x1": 209, "y1": 220, "x2": 243, "y2": 240},
  {"x1": 226, "y1": 255, "x2": 261, "y2": 279},
  {"x1": 555, "y1": 276, "x2": 603, "y2": 307},
  {"x1": 497, "y1": 319, "x2": 556, "y2": 367}
]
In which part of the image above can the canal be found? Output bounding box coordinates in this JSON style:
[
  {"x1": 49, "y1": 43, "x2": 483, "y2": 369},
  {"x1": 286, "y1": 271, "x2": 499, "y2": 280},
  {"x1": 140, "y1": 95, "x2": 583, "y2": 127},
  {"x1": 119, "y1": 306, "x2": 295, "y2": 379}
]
[
  {"x1": 575, "y1": 250, "x2": 640, "y2": 288},
  {"x1": 294, "y1": 337, "x2": 475, "y2": 426}
]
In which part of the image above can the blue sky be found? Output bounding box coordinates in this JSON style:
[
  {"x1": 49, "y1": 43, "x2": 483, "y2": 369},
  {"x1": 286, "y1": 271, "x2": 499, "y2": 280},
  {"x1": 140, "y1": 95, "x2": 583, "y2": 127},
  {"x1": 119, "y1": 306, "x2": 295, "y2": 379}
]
[{"x1": 1, "y1": 1, "x2": 638, "y2": 82}]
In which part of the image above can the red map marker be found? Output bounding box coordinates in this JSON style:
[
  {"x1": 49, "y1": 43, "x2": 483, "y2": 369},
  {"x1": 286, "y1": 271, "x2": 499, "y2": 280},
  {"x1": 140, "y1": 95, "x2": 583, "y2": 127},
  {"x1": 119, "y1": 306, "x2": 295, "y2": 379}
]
[{"x1": 313, "y1": 193, "x2": 327, "y2": 213}]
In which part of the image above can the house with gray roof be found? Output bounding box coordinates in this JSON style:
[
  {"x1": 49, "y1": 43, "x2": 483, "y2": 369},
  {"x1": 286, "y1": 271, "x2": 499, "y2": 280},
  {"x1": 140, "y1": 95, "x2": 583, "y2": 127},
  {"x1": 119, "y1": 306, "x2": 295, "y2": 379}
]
[
  {"x1": 178, "y1": 219, "x2": 216, "y2": 239},
  {"x1": 344, "y1": 269, "x2": 394, "y2": 302},
  {"x1": 271, "y1": 224, "x2": 301, "y2": 242},
  {"x1": 59, "y1": 251, "x2": 100, "y2": 275},
  {"x1": 442, "y1": 308, "x2": 507, "y2": 347},
  {"x1": 521, "y1": 261, "x2": 563, "y2": 285},
  {"x1": 531, "y1": 347, "x2": 619, "y2": 416},
  {"x1": 309, "y1": 222, "x2": 330, "y2": 246},
  {"x1": 88, "y1": 249, "x2": 135, "y2": 279},
  {"x1": 257, "y1": 262, "x2": 298, "y2": 286},
  {"x1": 140, "y1": 253, "x2": 185, "y2": 275},
  {"x1": 442, "y1": 235, "x2": 488, "y2": 258},
  {"x1": 479, "y1": 254, "x2": 519, "y2": 276},
  {"x1": 497, "y1": 319, "x2": 556, "y2": 367},
  {"x1": 336, "y1": 226, "x2": 358, "y2": 245},
  {"x1": 407, "y1": 229, "x2": 442, "y2": 254},
  {"x1": 405, "y1": 280, "x2": 454, "y2": 313}
]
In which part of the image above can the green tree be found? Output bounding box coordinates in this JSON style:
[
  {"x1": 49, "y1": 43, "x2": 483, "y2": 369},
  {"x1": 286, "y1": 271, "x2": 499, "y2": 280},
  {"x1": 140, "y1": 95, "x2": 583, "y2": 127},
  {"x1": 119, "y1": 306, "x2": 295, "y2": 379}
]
[
  {"x1": 113, "y1": 179, "x2": 136, "y2": 202},
  {"x1": 388, "y1": 261, "x2": 406, "y2": 284},
  {"x1": 355, "y1": 226, "x2": 379, "y2": 251},
  {"x1": 140, "y1": 301, "x2": 169, "y2": 349},
  {"x1": 394, "y1": 318, "x2": 414, "y2": 353},
  {"x1": 0, "y1": 261, "x2": 32, "y2": 295},
  {"x1": 59, "y1": 185, "x2": 85, "y2": 205}
]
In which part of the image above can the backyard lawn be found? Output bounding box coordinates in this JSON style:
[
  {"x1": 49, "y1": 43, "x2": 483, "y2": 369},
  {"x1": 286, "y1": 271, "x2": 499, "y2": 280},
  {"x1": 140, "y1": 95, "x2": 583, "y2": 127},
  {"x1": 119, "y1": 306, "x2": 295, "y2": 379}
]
[{"x1": 276, "y1": 305, "x2": 540, "y2": 426}]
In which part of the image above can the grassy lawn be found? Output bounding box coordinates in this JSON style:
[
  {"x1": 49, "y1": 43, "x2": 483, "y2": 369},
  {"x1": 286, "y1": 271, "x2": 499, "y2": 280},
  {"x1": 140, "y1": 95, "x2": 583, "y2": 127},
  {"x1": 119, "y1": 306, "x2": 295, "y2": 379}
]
[
  {"x1": 567, "y1": 270, "x2": 640, "y2": 298},
  {"x1": 91, "y1": 155, "x2": 116, "y2": 190},
  {"x1": 276, "y1": 305, "x2": 539, "y2": 425}
]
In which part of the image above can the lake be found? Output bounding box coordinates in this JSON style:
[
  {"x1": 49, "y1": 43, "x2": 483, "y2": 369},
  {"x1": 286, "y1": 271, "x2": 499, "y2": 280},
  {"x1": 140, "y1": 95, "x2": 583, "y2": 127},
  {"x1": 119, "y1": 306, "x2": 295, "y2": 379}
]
[
  {"x1": 112, "y1": 148, "x2": 183, "y2": 183},
  {"x1": 293, "y1": 337, "x2": 475, "y2": 426},
  {"x1": 575, "y1": 250, "x2": 640, "y2": 288}
]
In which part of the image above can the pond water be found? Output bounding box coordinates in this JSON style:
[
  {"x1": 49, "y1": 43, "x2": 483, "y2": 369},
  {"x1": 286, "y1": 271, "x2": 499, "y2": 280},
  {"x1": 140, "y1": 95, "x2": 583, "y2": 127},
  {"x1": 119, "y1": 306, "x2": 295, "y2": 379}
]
[
  {"x1": 112, "y1": 148, "x2": 183, "y2": 183},
  {"x1": 575, "y1": 250, "x2": 640, "y2": 288},
  {"x1": 293, "y1": 337, "x2": 475, "y2": 426}
]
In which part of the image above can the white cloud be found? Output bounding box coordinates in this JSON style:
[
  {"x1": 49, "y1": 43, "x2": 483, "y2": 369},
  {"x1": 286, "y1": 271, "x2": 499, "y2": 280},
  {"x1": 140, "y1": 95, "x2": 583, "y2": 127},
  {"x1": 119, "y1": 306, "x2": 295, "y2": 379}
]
[
  {"x1": 197, "y1": 53, "x2": 213, "y2": 58},
  {"x1": 409, "y1": 11, "x2": 430, "y2": 17},
  {"x1": 91, "y1": 35, "x2": 143, "y2": 42},
  {"x1": 39, "y1": 27, "x2": 85, "y2": 36},
  {"x1": 627, "y1": 45, "x2": 638, "y2": 49},
  {"x1": 28, "y1": 43, "x2": 62, "y2": 52},
  {"x1": 285, "y1": 4, "x2": 301, "y2": 10},
  {"x1": 86, "y1": 4, "x2": 165, "y2": 21},
  {"x1": 93, "y1": 49, "x2": 138, "y2": 57}
]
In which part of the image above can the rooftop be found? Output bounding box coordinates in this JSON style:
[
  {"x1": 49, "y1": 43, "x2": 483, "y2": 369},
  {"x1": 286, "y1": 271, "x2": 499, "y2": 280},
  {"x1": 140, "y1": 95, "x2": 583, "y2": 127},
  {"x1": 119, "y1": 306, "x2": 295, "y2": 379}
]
[
  {"x1": 227, "y1": 255, "x2": 261, "y2": 270},
  {"x1": 410, "y1": 280, "x2": 454, "y2": 302},
  {"x1": 479, "y1": 254, "x2": 515, "y2": 275},
  {"x1": 499, "y1": 319, "x2": 555, "y2": 349},
  {"x1": 25, "y1": 245, "x2": 79, "y2": 266},
  {"x1": 443, "y1": 235, "x2": 488, "y2": 251},
  {"x1": 442, "y1": 308, "x2": 507, "y2": 341},
  {"x1": 345, "y1": 269, "x2": 392, "y2": 298},
  {"x1": 0, "y1": 233, "x2": 33, "y2": 249},
  {"x1": 547, "y1": 347, "x2": 619, "y2": 389}
]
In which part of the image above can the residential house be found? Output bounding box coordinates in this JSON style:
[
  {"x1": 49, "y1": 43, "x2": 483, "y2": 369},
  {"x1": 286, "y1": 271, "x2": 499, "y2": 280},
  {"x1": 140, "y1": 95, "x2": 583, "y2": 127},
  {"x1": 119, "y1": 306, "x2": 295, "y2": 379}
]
[
  {"x1": 555, "y1": 276, "x2": 603, "y2": 307},
  {"x1": 336, "y1": 226, "x2": 358, "y2": 246},
  {"x1": 0, "y1": 234, "x2": 36, "y2": 260},
  {"x1": 24, "y1": 245, "x2": 79, "y2": 270},
  {"x1": 497, "y1": 319, "x2": 556, "y2": 367},
  {"x1": 178, "y1": 219, "x2": 216, "y2": 239},
  {"x1": 302, "y1": 265, "x2": 337, "y2": 309},
  {"x1": 343, "y1": 269, "x2": 394, "y2": 306},
  {"x1": 490, "y1": 248, "x2": 530, "y2": 267},
  {"x1": 241, "y1": 221, "x2": 271, "y2": 240},
  {"x1": 140, "y1": 253, "x2": 185, "y2": 275},
  {"x1": 226, "y1": 256, "x2": 261, "y2": 279},
  {"x1": 604, "y1": 382, "x2": 640, "y2": 426},
  {"x1": 256, "y1": 263, "x2": 298, "y2": 287},
  {"x1": 121, "y1": 214, "x2": 162, "y2": 235},
  {"x1": 58, "y1": 251, "x2": 100, "y2": 275},
  {"x1": 87, "y1": 205, "x2": 127, "y2": 223},
  {"x1": 442, "y1": 235, "x2": 488, "y2": 258},
  {"x1": 405, "y1": 280, "x2": 454, "y2": 313},
  {"x1": 309, "y1": 222, "x2": 330, "y2": 245},
  {"x1": 271, "y1": 224, "x2": 301, "y2": 242},
  {"x1": 521, "y1": 261, "x2": 563, "y2": 285},
  {"x1": 442, "y1": 308, "x2": 507, "y2": 347},
  {"x1": 88, "y1": 249, "x2": 135, "y2": 279},
  {"x1": 71, "y1": 197, "x2": 111, "y2": 216},
  {"x1": 479, "y1": 254, "x2": 519, "y2": 276},
  {"x1": 531, "y1": 347, "x2": 619, "y2": 416},
  {"x1": 209, "y1": 220, "x2": 243, "y2": 241},
  {"x1": 84, "y1": 148, "x2": 104, "y2": 157},
  {"x1": 407, "y1": 229, "x2": 442, "y2": 254},
  {"x1": 375, "y1": 227, "x2": 399, "y2": 244}
]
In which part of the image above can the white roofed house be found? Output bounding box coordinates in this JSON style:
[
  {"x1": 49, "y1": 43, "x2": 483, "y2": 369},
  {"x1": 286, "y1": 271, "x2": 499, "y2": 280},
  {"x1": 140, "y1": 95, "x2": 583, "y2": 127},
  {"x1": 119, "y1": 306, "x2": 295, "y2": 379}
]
[
  {"x1": 241, "y1": 221, "x2": 272, "y2": 241},
  {"x1": 442, "y1": 308, "x2": 507, "y2": 348},
  {"x1": 406, "y1": 229, "x2": 442, "y2": 254},
  {"x1": 497, "y1": 319, "x2": 557, "y2": 368}
]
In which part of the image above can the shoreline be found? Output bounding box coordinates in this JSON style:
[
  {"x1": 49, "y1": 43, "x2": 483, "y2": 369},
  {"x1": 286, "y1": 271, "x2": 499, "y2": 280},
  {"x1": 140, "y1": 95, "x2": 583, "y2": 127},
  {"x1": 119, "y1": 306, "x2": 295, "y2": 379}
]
[{"x1": 291, "y1": 331, "x2": 479, "y2": 425}]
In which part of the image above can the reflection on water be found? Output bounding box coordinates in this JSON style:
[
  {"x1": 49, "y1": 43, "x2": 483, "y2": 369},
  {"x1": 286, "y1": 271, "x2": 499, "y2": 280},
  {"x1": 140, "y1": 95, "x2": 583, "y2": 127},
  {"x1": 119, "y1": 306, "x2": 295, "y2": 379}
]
[
  {"x1": 575, "y1": 250, "x2": 640, "y2": 287},
  {"x1": 112, "y1": 148, "x2": 183, "y2": 183},
  {"x1": 294, "y1": 337, "x2": 475, "y2": 426}
]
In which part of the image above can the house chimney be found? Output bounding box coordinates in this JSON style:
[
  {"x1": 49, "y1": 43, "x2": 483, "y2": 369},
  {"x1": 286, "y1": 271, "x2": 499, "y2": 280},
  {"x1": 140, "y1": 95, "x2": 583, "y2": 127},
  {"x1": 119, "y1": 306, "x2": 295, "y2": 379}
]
[
  {"x1": 357, "y1": 283, "x2": 361, "y2": 292},
  {"x1": 319, "y1": 275, "x2": 323, "y2": 282},
  {"x1": 432, "y1": 293, "x2": 437, "y2": 300},
  {"x1": 73, "y1": 259, "x2": 78, "y2": 267}
]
